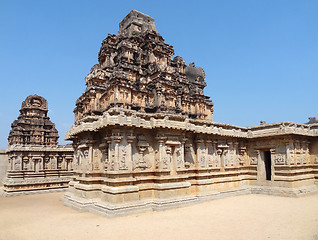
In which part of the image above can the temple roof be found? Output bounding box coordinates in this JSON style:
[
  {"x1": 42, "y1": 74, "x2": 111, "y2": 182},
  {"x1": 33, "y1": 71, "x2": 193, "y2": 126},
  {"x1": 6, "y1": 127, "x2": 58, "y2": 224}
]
[{"x1": 8, "y1": 95, "x2": 59, "y2": 146}]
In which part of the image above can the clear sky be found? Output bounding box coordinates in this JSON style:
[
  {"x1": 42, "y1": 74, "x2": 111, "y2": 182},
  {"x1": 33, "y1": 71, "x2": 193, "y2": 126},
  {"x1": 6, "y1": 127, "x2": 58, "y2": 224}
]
[{"x1": 0, "y1": 0, "x2": 317, "y2": 149}]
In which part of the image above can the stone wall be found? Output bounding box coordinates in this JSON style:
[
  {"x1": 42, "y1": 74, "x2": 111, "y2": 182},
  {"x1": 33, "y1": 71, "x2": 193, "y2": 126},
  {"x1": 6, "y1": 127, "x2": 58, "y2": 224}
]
[
  {"x1": 3, "y1": 145, "x2": 74, "y2": 196},
  {"x1": 63, "y1": 111, "x2": 318, "y2": 216},
  {"x1": 248, "y1": 137, "x2": 315, "y2": 188},
  {"x1": 0, "y1": 150, "x2": 8, "y2": 186},
  {"x1": 310, "y1": 138, "x2": 318, "y2": 184}
]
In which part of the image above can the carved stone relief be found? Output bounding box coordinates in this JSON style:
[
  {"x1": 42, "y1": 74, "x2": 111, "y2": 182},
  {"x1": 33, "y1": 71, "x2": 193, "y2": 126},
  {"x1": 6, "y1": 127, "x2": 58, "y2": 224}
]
[{"x1": 274, "y1": 154, "x2": 286, "y2": 165}]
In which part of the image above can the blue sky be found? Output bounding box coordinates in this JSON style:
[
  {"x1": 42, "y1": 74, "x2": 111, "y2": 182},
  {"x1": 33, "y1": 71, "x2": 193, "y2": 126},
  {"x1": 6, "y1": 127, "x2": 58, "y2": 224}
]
[{"x1": 0, "y1": 0, "x2": 317, "y2": 149}]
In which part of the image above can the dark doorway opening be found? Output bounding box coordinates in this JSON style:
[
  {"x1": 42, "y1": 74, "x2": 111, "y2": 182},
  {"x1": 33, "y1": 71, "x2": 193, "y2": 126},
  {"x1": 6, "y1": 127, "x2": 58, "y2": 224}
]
[{"x1": 264, "y1": 151, "x2": 272, "y2": 180}]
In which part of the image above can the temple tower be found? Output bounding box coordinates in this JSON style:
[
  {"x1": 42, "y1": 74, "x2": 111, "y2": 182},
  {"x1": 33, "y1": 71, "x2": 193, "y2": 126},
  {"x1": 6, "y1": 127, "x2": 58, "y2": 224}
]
[
  {"x1": 63, "y1": 10, "x2": 318, "y2": 217},
  {"x1": 3, "y1": 95, "x2": 74, "y2": 196}
]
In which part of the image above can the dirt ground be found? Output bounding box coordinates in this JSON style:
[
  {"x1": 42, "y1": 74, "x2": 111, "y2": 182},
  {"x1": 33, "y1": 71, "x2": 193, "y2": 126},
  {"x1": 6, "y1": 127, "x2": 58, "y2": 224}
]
[{"x1": 0, "y1": 192, "x2": 318, "y2": 240}]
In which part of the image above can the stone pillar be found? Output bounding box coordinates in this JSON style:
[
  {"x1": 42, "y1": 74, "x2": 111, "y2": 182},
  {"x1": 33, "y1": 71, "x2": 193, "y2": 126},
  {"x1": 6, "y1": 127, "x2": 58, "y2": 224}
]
[
  {"x1": 302, "y1": 140, "x2": 309, "y2": 164},
  {"x1": 14, "y1": 153, "x2": 22, "y2": 171},
  {"x1": 109, "y1": 130, "x2": 122, "y2": 171},
  {"x1": 233, "y1": 142, "x2": 239, "y2": 166},
  {"x1": 9, "y1": 154, "x2": 14, "y2": 171},
  {"x1": 196, "y1": 138, "x2": 205, "y2": 168},
  {"x1": 22, "y1": 155, "x2": 29, "y2": 171},
  {"x1": 184, "y1": 143, "x2": 193, "y2": 169},
  {"x1": 239, "y1": 146, "x2": 247, "y2": 166},
  {"x1": 105, "y1": 137, "x2": 112, "y2": 171},
  {"x1": 30, "y1": 156, "x2": 36, "y2": 172},
  {"x1": 88, "y1": 142, "x2": 94, "y2": 171},
  {"x1": 50, "y1": 154, "x2": 57, "y2": 170},
  {"x1": 69, "y1": 155, "x2": 74, "y2": 170},
  {"x1": 57, "y1": 155, "x2": 64, "y2": 170},
  {"x1": 137, "y1": 146, "x2": 147, "y2": 170},
  {"x1": 212, "y1": 141, "x2": 218, "y2": 167},
  {"x1": 156, "y1": 134, "x2": 167, "y2": 170},
  {"x1": 217, "y1": 148, "x2": 223, "y2": 169},
  {"x1": 286, "y1": 141, "x2": 293, "y2": 166},
  {"x1": 179, "y1": 137, "x2": 187, "y2": 169},
  {"x1": 206, "y1": 140, "x2": 213, "y2": 167},
  {"x1": 165, "y1": 146, "x2": 172, "y2": 171},
  {"x1": 204, "y1": 141, "x2": 209, "y2": 167},
  {"x1": 39, "y1": 154, "x2": 45, "y2": 170},
  {"x1": 32, "y1": 157, "x2": 38, "y2": 172},
  {"x1": 62, "y1": 154, "x2": 67, "y2": 170},
  {"x1": 44, "y1": 155, "x2": 50, "y2": 170},
  {"x1": 226, "y1": 141, "x2": 233, "y2": 167},
  {"x1": 255, "y1": 150, "x2": 264, "y2": 180},
  {"x1": 217, "y1": 143, "x2": 229, "y2": 170},
  {"x1": 99, "y1": 138, "x2": 109, "y2": 171},
  {"x1": 126, "y1": 132, "x2": 136, "y2": 171}
]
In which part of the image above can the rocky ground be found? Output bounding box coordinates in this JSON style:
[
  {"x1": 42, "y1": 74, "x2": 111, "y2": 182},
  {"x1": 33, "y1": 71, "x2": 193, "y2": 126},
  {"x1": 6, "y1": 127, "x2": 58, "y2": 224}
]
[{"x1": 0, "y1": 191, "x2": 318, "y2": 240}]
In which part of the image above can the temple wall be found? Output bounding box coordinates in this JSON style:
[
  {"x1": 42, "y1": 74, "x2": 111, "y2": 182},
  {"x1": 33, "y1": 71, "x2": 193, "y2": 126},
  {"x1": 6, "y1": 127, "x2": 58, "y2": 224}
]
[
  {"x1": 66, "y1": 126, "x2": 258, "y2": 213},
  {"x1": 0, "y1": 150, "x2": 8, "y2": 186},
  {"x1": 3, "y1": 146, "x2": 74, "y2": 196},
  {"x1": 310, "y1": 139, "x2": 318, "y2": 184},
  {"x1": 64, "y1": 120, "x2": 318, "y2": 217},
  {"x1": 247, "y1": 137, "x2": 316, "y2": 189}
]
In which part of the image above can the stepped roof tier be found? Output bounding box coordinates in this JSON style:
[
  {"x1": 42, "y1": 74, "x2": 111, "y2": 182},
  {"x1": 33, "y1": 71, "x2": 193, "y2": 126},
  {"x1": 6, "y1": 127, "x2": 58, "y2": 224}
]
[
  {"x1": 8, "y1": 95, "x2": 59, "y2": 146},
  {"x1": 74, "y1": 10, "x2": 213, "y2": 125}
]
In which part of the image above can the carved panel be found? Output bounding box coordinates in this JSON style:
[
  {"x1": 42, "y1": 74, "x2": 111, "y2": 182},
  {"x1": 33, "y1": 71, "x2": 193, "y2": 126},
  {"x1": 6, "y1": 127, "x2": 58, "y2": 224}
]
[{"x1": 274, "y1": 154, "x2": 286, "y2": 165}]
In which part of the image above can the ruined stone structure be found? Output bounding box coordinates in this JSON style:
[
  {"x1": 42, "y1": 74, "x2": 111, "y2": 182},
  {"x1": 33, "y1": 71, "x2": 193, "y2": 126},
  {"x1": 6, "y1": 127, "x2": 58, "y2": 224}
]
[
  {"x1": 3, "y1": 95, "x2": 74, "y2": 196},
  {"x1": 63, "y1": 10, "x2": 318, "y2": 217}
]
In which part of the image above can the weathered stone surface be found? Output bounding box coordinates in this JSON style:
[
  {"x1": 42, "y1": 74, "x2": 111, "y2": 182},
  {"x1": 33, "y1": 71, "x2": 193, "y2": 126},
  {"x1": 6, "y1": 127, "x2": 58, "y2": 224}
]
[
  {"x1": 3, "y1": 95, "x2": 74, "y2": 196},
  {"x1": 63, "y1": 10, "x2": 318, "y2": 217},
  {"x1": 0, "y1": 150, "x2": 8, "y2": 186},
  {"x1": 75, "y1": 10, "x2": 213, "y2": 124},
  {"x1": 8, "y1": 95, "x2": 59, "y2": 146}
]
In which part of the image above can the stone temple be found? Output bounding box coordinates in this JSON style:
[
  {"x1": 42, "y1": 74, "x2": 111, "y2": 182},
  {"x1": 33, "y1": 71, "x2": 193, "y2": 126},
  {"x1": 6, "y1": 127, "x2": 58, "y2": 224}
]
[
  {"x1": 3, "y1": 95, "x2": 73, "y2": 195},
  {"x1": 61, "y1": 10, "x2": 318, "y2": 217}
]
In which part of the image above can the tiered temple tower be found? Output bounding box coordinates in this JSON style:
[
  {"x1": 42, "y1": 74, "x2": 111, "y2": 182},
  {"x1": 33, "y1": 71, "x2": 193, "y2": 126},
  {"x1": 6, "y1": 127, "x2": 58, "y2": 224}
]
[
  {"x1": 63, "y1": 10, "x2": 318, "y2": 217},
  {"x1": 74, "y1": 10, "x2": 213, "y2": 123},
  {"x1": 8, "y1": 95, "x2": 59, "y2": 146},
  {"x1": 3, "y1": 95, "x2": 74, "y2": 195}
]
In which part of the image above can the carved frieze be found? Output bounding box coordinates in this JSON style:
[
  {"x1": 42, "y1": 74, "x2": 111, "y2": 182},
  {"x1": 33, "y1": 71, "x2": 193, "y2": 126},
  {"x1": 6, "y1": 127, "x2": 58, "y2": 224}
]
[
  {"x1": 135, "y1": 135, "x2": 149, "y2": 170},
  {"x1": 8, "y1": 95, "x2": 59, "y2": 146},
  {"x1": 274, "y1": 154, "x2": 286, "y2": 165},
  {"x1": 250, "y1": 150, "x2": 260, "y2": 165}
]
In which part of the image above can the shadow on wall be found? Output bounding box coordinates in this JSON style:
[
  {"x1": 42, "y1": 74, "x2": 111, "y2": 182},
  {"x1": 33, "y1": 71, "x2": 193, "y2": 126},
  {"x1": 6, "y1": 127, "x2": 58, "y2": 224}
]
[{"x1": 0, "y1": 150, "x2": 8, "y2": 186}]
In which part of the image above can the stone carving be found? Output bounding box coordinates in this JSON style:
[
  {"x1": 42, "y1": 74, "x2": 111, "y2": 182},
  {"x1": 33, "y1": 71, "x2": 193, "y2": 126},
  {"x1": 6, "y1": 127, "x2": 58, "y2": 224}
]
[
  {"x1": 62, "y1": 10, "x2": 318, "y2": 217},
  {"x1": 296, "y1": 154, "x2": 302, "y2": 165},
  {"x1": 238, "y1": 146, "x2": 246, "y2": 166},
  {"x1": 184, "y1": 143, "x2": 194, "y2": 168},
  {"x1": 163, "y1": 146, "x2": 171, "y2": 170},
  {"x1": 74, "y1": 10, "x2": 213, "y2": 124},
  {"x1": 199, "y1": 148, "x2": 206, "y2": 168},
  {"x1": 250, "y1": 150, "x2": 259, "y2": 165},
  {"x1": 250, "y1": 157, "x2": 258, "y2": 165},
  {"x1": 135, "y1": 135, "x2": 149, "y2": 170},
  {"x1": 8, "y1": 95, "x2": 58, "y2": 146},
  {"x1": 136, "y1": 146, "x2": 148, "y2": 170},
  {"x1": 274, "y1": 154, "x2": 286, "y2": 165},
  {"x1": 4, "y1": 95, "x2": 74, "y2": 196},
  {"x1": 119, "y1": 148, "x2": 128, "y2": 170},
  {"x1": 175, "y1": 147, "x2": 184, "y2": 169}
]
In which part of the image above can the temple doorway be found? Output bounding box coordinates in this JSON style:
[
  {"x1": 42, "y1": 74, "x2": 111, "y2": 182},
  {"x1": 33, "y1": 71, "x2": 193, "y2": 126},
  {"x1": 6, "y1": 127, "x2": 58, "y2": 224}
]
[{"x1": 264, "y1": 151, "x2": 272, "y2": 180}]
